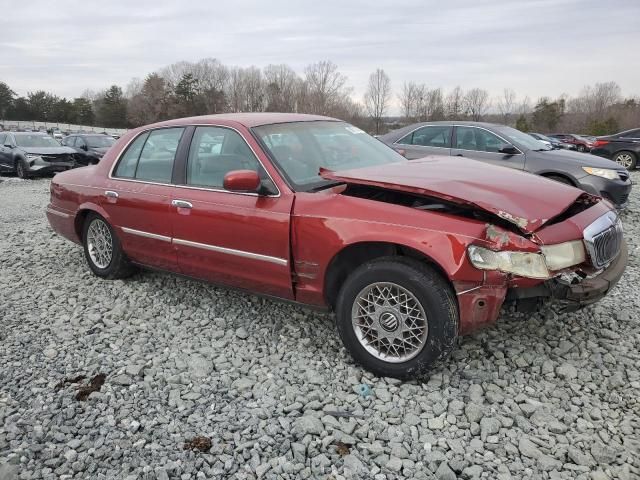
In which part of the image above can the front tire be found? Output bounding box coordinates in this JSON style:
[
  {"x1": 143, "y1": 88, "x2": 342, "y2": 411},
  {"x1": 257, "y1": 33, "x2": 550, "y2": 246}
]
[
  {"x1": 82, "y1": 213, "x2": 135, "y2": 279},
  {"x1": 16, "y1": 159, "x2": 29, "y2": 179},
  {"x1": 577, "y1": 145, "x2": 586, "y2": 153},
  {"x1": 335, "y1": 257, "x2": 458, "y2": 379},
  {"x1": 613, "y1": 151, "x2": 637, "y2": 170}
]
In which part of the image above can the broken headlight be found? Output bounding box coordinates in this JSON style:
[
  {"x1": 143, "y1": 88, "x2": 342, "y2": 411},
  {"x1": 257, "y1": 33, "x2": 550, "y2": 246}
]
[
  {"x1": 467, "y1": 246, "x2": 550, "y2": 279},
  {"x1": 540, "y1": 240, "x2": 586, "y2": 271}
]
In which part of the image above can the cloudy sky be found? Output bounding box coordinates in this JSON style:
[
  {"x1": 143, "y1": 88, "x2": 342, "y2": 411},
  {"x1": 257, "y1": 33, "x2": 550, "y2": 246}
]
[{"x1": 1, "y1": 0, "x2": 639, "y2": 110}]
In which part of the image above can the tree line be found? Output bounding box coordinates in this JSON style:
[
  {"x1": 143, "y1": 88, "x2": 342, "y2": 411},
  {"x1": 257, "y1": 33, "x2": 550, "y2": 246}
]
[{"x1": 0, "y1": 57, "x2": 638, "y2": 135}]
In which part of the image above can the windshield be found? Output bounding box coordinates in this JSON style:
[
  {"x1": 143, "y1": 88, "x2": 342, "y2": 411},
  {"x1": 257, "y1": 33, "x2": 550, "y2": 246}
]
[
  {"x1": 497, "y1": 126, "x2": 552, "y2": 151},
  {"x1": 253, "y1": 121, "x2": 407, "y2": 191},
  {"x1": 86, "y1": 135, "x2": 115, "y2": 148},
  {"x1": 15, "y1": 135, "x2": 61, "y2": 148}
]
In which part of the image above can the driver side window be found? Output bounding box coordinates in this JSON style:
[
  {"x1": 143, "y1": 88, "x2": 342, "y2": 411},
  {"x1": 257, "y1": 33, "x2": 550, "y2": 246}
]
[
  {"x1": 186, "y1": 126, "x2": 261, "y2": 189},
  {"x1": 456, "y1": 127, "x2": 508, "y2": 153}
]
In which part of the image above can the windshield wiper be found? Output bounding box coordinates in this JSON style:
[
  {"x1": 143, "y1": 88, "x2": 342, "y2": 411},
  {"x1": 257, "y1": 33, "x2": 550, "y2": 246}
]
[{"x1": 307, "y1": 181, "x2": 344, "y2": 192}]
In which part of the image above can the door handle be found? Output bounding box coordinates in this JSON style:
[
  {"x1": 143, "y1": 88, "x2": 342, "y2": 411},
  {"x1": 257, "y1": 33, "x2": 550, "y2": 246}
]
[
  {"x1": 104, "y1": 190, "x2": 118, "y2": 198},
  {"x1": 172, "y1": 199, "x2": 193, "y2": 209}
]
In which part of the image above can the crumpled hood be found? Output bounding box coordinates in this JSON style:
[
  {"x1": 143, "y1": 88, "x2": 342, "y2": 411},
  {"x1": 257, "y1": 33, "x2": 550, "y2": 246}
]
[
  {"x1": 20, "y1": 146, "x2": 75, "y2": 155},
  {"x1": 321, "y1": 156, "x2": 594, "y2": 234}
]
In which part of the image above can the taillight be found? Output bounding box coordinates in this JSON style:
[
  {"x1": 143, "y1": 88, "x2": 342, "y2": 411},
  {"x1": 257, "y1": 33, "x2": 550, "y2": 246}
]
[{"x1": 592, "y1": 140, "x2": 609, "y2": 148}]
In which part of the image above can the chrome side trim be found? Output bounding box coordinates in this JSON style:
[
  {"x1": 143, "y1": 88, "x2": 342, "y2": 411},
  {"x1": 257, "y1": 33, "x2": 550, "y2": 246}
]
[
  {"x1": 121, "y1": 227, "x2": 172, "y2": 243},
  {"x1": 172, "y1": 237, "x2": 288, "y2": 266},
  {"x1": 107, "y1": 123, "x2": 281, "y2": 198},
  {"x1": 46, "y1": 207, "x2": 71, "y2": 218}
]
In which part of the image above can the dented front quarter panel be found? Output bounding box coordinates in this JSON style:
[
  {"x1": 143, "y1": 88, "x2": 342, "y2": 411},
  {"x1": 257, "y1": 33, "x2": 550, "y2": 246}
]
[{"x1": 292, "y1": 190, "x2": 546, "y2": 335}]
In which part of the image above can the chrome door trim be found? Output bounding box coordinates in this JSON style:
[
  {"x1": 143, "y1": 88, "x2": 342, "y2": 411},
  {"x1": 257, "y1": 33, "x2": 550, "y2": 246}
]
[
  {"x1": 172, "y1": 237, "x2": 288, "y2": 266},
  {"x1": 107, "y1": 123, "x2": 281, "y2": 198},
  {"x1": 121, "y1": 227, "x2": 172, "y2": 243},
  {"x1": 46, "y1": 207, "x2": 71, "y2": 218}
]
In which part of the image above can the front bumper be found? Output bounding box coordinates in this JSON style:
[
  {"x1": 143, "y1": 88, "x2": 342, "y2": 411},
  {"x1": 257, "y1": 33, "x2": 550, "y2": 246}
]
[
  {"x1": 507, "y1": 239, "x2": 627, "y2": 311},
  {"x1": 577, "y1": 174, "x2": 632, "y2": 209},
  {"x1": 27, "y1": 161, "x2": 75, "y2": 175}
]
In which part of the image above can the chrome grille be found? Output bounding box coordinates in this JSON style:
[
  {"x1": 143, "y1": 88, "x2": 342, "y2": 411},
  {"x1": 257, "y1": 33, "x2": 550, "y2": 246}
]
[
  {"x1": 583, "y1": 211, "x2": 623, "y2": 269},
  {"x1": 41, "y1": 154, "x2": 72, "y2": 163}
]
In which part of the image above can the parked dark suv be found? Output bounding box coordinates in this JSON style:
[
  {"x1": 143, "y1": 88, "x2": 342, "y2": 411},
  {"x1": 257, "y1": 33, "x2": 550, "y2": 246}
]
[
  {"x1": 0, "y1": 132, "x2": 75, "y2": 178},
  {"x1": 378, "y1": 121, "x2": 632, "y2": 208},
  {"x1": 61, "y1": 133, "x2": 116, "y2": 166},
  {"x1": 590, "y1": 128, "x2": 640, "y2": 170}
]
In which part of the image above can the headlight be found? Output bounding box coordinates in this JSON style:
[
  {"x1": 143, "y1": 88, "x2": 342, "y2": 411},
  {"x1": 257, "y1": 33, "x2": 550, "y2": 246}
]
[
  {"x1": 582, "y1": 167, "x2": 619, "y2": 180},
  {"x1": 540, "y1": 240, "x2": 586, "y2": 271},
  {"x1": 468, "y1": 245, "x2": 550, "y2": 279}
]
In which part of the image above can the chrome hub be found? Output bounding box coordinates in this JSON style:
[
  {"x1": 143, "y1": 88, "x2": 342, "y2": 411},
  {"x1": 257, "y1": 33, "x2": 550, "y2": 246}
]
[
  {"x1": 87, "y1": 219, "x2": 113, "y2": 269},
  {"x1": 351, "y1": 282, "x2": 428, "y2": 363}
]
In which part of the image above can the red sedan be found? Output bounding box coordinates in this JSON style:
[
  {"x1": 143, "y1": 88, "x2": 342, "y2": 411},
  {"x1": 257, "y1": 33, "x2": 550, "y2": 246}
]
[{"x1": 47, "y1": 113, "x2": 627, "y2": 378}]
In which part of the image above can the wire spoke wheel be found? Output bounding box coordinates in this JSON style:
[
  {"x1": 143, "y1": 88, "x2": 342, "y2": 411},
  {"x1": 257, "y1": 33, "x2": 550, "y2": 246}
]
[
  {"x1": 86, "y1": 219, "x2": 113, "y2": 269},
  {"x1": 351, "y1": 282, "x2": 428, "y2": 363}
]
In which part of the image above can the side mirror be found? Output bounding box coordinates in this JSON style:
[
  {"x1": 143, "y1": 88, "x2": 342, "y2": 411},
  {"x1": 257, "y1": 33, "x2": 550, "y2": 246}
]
[
  {"x1": 499, "y1": 145, "x2": 519, "y2": 155},
  {"x1": 81, "y1": 144, "x2": 88, "y2": 151},
  {"x1": 4, "y1": 143, "x2": 12, "y2": 148},
  {"x1": 223, "y1": 170, "x2": 261, "y2": 193}
]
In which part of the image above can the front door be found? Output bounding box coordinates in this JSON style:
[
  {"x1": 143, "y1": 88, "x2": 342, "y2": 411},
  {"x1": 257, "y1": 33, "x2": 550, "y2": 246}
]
[
  {"x1": 451, "y1": 126, "x2": 526, "y2": 169},
  {"x1": 171, "y1": 125, "x2": 294, "y2": 299},
  {"x1": 101, "y1": 127, "x2": 186, "y2": 271}
]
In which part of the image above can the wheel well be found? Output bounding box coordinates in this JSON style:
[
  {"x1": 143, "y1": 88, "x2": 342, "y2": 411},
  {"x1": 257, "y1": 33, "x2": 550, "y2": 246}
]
[
  {"x1": 323, "y1": 242, "x2": 451, "y2": 310},
  {"x1": 615, "y1": 150, "x2": 637, "y2": 158},
  {"x1": 540, "y1": 172, "x2": 576, "y2": 186},
  {"x1": 74, "y1": 209, "x2": 93, "y2": 241}
]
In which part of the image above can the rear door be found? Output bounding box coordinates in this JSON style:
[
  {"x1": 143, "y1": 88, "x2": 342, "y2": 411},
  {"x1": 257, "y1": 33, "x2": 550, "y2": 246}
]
[
  {"x1": 101, "y1": 127, "x2": 186, "y2": 270},
  {"x1": 171, "y1": 125, "x2": 294, "y2": 299},
  {"x1": 451, "y1": 126, "x2": 526, "y2": 169},
  {"x1": 0, "y1": 133, "x2": 10, "y2": 169},
  {"x1": 393, "y1": 125, "x2": 452, "y2": 159}
]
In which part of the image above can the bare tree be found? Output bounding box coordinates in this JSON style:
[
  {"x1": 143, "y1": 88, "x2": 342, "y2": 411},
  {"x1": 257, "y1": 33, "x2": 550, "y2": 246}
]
[
  {"x1": 464, "y1": 88, "x2": 491, "y2": 121},
  {"x1": 445, "y1": 86, "x2": 465, "y2": 119},
  {"x1": 496, "y1": 88, "x2": 516, "y2": 125},
  {"x1": 264, "y1": 64, "x2": 298, "y2": 112},
  {"x1": 304, "y1": 60, "x2": 347, "y2": 115},
  {"x1": 398, "y1": 81, "x2": 418, "y2": 121},
  {"x1": 364, "y1": 69, "x2": 391, "y2": 134}
]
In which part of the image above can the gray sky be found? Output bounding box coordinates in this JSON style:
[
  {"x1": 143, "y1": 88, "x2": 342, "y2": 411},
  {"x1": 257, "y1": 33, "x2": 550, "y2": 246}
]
[{"x1": 1, "y1": 0, "x2": 639, "y2": 109}]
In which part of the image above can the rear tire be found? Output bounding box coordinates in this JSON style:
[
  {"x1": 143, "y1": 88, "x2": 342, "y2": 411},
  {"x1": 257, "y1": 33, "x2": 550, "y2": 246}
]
[
  {"x1": 335, "y1": 257, "x2": 458, "y2": 379},
  {"x1": 82, "y1": 213, "x2": 135, "y2": 279},
  {"x1": 16, "y1": 159, "x2": 29, "y2": 179},
  {"x1": 613, "y1": 151, "x2": 637, "y2": 170}
]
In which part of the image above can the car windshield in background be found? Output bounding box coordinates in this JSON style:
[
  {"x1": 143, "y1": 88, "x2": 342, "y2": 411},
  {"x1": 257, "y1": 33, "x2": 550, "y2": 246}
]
[
  {"x1": 497, "y1": 126, "x2": 552, "y2": 151},
  {"x1": 254, "y1": 121, "x2": 407, "y2": 191},
  {"x1": 86, "y1": 136, "x2": 115, "y2": 148},
  {"x1": 15, "y1": 135, "x2": 61, "y2": 148}
]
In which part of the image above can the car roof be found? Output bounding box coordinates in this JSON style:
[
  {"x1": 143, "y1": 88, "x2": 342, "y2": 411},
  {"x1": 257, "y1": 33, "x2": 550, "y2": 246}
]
[
  {"x1": 141, "y1": 112, "x2": 339, "y2": 129},
  {"x1": 12, "y1": 131, "x2": 48, "y2": 136}
]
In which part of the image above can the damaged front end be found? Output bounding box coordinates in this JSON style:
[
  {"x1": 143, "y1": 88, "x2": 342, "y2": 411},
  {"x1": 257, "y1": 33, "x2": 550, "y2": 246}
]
[{"x1": 321, "y1": 162, "x2": 627, "y2": 334}]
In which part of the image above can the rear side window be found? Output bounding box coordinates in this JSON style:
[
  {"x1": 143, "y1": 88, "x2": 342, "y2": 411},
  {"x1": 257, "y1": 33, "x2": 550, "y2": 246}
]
[
  {"x1": 397, "y1": 126, "x2": 452, "y2": 148},
  {"x1": 621, "y1": 129, "x2": 640, "y2": 139},
  {"x1": 114, "y1": 128, "x2": 184, "y2": 183}
]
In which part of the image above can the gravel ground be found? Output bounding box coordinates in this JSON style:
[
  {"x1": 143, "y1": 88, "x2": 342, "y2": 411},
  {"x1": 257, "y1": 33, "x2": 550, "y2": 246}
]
[{"x1": 0, "y1": 174, "x2": 639, "y2": 480}]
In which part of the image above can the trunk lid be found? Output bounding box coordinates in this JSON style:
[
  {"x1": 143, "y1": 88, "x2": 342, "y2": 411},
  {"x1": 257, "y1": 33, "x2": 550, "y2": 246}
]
[{"x1": 321, "y1": 156, "x2": 594, "y2": 234}]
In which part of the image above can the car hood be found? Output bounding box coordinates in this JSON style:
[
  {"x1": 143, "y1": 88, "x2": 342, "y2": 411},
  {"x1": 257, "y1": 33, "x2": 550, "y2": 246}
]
[
  {"x1": 321, "y1": 156, "x2": 594, "y2": 234},
  {"x1": 20, "y1": 146, "x2": 75, "y2": 155},
  {"x1": 527, "y1": 148, "x2": 623, "y2": 168}
]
